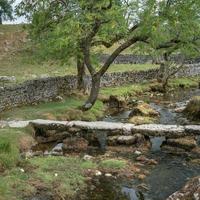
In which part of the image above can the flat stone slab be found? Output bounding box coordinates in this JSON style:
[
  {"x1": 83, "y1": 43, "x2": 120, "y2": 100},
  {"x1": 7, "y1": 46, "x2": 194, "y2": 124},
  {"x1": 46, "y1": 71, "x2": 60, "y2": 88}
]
[
  {"x1": 1, "y1": 119, "x2": 200, "y2": 138},
  {"x1": 132, "y1": 124, "x2": 186, "y2": 137}
]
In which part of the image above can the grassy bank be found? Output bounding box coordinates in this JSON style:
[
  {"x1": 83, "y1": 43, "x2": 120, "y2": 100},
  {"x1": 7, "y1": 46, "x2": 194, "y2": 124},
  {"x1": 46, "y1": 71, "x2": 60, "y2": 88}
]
[
  {"x1": 0, "y1": 127, "x2": 129, "y2": 200},
  {"x1": 0, "y1": 53, "x2": 157, "y2": 84},
  {"x1": 0, "y1": 128, "x2": 95, "y2": 200},
  {"x1": 0, "y1": 128, "x2": 96, "y2": 200},
  {"x1": 0, "y1": 95, "x2": 104, "y2": 121},
  {"x1": 0, "y1": 77, "x2": 199, "y2": 121},
  {"x1": 100, "y1": 76, "x2": 200, "y2": 98},
  {"x1": 0, "y1": 25, "x2": 157, "y2": 85}
]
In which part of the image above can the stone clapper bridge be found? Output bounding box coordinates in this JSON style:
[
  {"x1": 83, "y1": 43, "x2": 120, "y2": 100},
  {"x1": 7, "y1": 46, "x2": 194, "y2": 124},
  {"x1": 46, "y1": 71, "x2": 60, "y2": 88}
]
[{"x1": 3, "y1": 119, "x2": 200, "y2": 145}]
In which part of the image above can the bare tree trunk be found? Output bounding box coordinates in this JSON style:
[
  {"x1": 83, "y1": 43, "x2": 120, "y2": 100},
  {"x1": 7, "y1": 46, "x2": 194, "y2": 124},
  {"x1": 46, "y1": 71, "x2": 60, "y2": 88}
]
[
  {"x1": 0, "y1": 14, "x2": 2, "y2": 25},
  {"x1": 161, "y1": 76, "x2": 169, "y2": 93},
  {"x1": 82, "y1": 73, "x2": 101, "y2": 110},
  {"x1": 77, "y1": 56, "x2": 86, "y2": 91}
]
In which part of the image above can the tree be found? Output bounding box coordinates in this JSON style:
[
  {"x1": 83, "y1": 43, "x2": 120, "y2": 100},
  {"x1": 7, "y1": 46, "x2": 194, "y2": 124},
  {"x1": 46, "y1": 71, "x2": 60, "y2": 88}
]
[
  {"x1": 0, "y1": 0, "x2": 14, "y2": 24},
  {"x1": 17, "y1": 0, "x2": 200, "y2": 110},
  {"x1": 17, "y1": 0, "x2": 151, "y2": 109},
  {"x1": 143, "y1": 0, "x2": 200, "y2": 92}
]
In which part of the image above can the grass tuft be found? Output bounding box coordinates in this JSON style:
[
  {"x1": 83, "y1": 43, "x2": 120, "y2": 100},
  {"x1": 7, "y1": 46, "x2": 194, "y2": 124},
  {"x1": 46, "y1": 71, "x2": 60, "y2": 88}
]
[{"x1": 99, "y1": 159, "x2": 127, "y2": 170}]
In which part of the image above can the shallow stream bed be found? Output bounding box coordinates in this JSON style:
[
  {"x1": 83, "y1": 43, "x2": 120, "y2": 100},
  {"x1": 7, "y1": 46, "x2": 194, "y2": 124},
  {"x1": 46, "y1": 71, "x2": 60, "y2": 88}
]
[{"x1": 83, "y1": 88, "x2": 200, "y2": 200}]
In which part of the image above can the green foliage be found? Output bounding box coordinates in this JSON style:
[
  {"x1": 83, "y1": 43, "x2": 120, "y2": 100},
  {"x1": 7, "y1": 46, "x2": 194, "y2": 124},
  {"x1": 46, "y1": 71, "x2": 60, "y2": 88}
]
[
  {"x1": 17, "y1": 0, "x2": 128, "y2": 62},
  {"x1": 16, "y1": 0, "x2": 200, "y2": 68},
  {"x1": 0, "y1": 0, "x2": 14, "y2": 23},
  {"x1": 143, "y1": 0, "x2": 200, "y2": 59}
]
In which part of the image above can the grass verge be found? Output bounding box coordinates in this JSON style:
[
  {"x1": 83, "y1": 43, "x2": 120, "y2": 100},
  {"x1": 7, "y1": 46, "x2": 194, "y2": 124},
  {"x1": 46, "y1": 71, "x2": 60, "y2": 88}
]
[{"x1": 0, "y1": 95, "x2": 104, "y2": 121}]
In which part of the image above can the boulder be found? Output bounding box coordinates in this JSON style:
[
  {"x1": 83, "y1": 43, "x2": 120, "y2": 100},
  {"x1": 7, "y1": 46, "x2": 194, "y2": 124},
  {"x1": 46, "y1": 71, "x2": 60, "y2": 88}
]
[
  {"x1": 166, "y1": 176, "x2": 200, "y2": 200},
  {"x1": 107, "y1": 134, "x2": 145, "y2": 146},
  {"x1": 184, "y1": 96, "x2": 200, "y2": 120},
  {"x1": 62, "y1": 137, "x2": 88, "y2": 153},
  {"x1": 129, "y1": 102, "x2": 159, "y2": 117},
  {"x1": 35, "y1": 131, "x2": 70, "y2": 143},
  {"x1": 164, "y1": 137, "x2": 197, "y2": 151},
  {"x1": 129, "y1": 116, "x2": 157, "y2": 125},
  {"x1": 108, "y1": 95, "x2": 127, "y2": 110}
]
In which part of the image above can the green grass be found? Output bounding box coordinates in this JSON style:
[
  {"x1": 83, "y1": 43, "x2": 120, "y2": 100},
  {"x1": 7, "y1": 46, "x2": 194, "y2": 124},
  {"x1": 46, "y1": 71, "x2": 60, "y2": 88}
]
[
  {"x1": 169, "y1": 77, "x2": 200, "y2": 88},
  {"x1": 0, "y1": 128, "x2": 26, "y2": 169},
  {"x1": 0, "y1": 24, "x2": 24, "y2": 32},
  {"x1": 0, "y1": 53, "x2": 157, "y2": 84},
  {"x1": 108, "y1": 63, "x2": 158, "y2": 73},
  {"x1": 99, "y1": 159, "x2": 127, "y2": 170},
  {"x1": 0, "y1": 126, "x2": 98, "y2": 200},
  {"x1": 0, "y1": 25, "x2": 158, "y2": 84},
  {"x1": 0, "y1": 96, "x2": 104, "y2": 121},
  {"x1": 0, "y1": 154, "x2": 97, "y2": 200},
  {"x1": 100, "y1": 82, "x2": 150, "y2": 98},
  {"x1": 29, "y1": 156, "x2": 97, "y2": 198}
]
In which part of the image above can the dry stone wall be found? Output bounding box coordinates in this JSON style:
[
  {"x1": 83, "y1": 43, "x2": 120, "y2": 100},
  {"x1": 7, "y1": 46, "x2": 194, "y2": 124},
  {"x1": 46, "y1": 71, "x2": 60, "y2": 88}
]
[{"x1": 0, "y1": 64, "x2": 200, "y2": 112}]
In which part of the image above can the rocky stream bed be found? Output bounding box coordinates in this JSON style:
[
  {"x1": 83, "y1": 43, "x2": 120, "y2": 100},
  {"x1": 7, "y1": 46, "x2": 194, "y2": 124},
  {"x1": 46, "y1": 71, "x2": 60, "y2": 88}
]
[{"x1": 2, "y1": 88, "x2": 200, "y2": 200}]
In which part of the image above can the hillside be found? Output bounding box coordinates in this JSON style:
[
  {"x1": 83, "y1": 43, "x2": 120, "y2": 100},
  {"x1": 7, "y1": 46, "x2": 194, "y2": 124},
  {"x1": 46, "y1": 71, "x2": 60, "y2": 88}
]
[{"x1": 0, "y1": 25, "x2": 157, "y2": 84}]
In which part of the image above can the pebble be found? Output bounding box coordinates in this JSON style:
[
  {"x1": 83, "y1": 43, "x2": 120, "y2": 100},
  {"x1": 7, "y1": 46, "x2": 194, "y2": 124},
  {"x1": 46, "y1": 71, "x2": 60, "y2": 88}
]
[
  {"x1": 83, "y1": 155, "x2": 93, "y2": 161},
  {"x1": 105, "y1": 173, "x2": 112, "y2": 177},
  {"x1": 95, "y1": 170, "x2": 102, "y2": 176},
  {"x1": 19, "y1": 168, "x2": 25, "y2": 173},
  {"x1": 134, "y1": 150, "x2": 142, "y2": 156}
]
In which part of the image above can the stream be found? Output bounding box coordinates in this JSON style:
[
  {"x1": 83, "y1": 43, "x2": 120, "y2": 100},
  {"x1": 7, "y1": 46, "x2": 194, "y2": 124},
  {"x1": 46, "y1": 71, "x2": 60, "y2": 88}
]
[{"x1": 84, "y1": 88, "x2": 200, "y2": 200}]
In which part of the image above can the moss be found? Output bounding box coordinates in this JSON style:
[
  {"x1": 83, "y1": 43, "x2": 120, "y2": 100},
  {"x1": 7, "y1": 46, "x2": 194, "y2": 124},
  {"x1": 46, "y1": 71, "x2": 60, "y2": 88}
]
[
  {"x1": 129, "y1": 116, "x2": 157, "y2": 125},
  {"x1": 99, "y1": 159, "x2": 127, "y2": 170},
  {"x1": 184, "y1": 96, "x2": 200, "y2": 120}
]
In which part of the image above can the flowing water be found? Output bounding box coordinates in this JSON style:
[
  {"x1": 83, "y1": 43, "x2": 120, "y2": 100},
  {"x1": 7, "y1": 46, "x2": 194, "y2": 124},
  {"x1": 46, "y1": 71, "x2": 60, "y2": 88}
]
[{"x1": 84, "y1": 88, "x2": 200, "y2": 200}]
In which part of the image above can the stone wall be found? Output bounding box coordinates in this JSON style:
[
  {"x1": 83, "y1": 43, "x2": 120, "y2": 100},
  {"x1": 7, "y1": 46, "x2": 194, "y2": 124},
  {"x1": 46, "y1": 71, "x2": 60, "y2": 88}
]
[
  {"x1": 0, "y1": 64, "x2": 200, "y2": 112},
  {"x1": 99, "y1": 54, "x2": 153, "y2": 64},
  {"x1": 99, "y1": 54, "x2": 200, "y2": 64}
]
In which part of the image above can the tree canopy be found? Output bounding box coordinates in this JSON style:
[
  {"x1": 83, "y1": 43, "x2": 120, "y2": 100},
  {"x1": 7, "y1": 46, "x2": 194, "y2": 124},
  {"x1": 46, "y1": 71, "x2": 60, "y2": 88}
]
[
  {"x1": 17, "y1": 0, "x2": 200, "y2": 109},
  {"x1": 0, "y1": 0, "x2": 14, "y2": 24}
]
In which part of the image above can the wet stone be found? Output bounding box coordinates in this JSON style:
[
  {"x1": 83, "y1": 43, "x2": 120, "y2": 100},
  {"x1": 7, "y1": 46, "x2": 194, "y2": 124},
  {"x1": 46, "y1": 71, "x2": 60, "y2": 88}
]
[
  {"x1": 164, "y1": 137, "x2": 197, "y2": 151},
  {"x1": 62, "y1": 137, "x2": 88, "y2": 153},
  {"x1": 107, "y1": 134, "x2": 146, "y2": 146},
  {"x1": 51, "y1": 143, "x2": 63, "y2": 152},
  {"x1": 166, "y1": 176, "x2": 200, "y2": 200}
]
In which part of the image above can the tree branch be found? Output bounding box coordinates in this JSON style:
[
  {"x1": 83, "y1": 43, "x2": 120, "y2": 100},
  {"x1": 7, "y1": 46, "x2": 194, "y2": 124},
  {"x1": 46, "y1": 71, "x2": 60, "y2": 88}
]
[{"x1": 98, "y1": 35, "x2": 148, "y2": 75}]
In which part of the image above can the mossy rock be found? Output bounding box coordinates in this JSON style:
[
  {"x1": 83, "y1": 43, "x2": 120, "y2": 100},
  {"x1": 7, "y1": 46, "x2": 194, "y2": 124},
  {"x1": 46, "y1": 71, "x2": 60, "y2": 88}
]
[
  {"x1": 129, "y1": 103, "x2": 159, "y2": 118},
  {"x1": 184, "y1": 96, "x2": 200, "y2": 120},
  {"x1": 129, "y1": 116, "x2": 157, "y2": 125}
]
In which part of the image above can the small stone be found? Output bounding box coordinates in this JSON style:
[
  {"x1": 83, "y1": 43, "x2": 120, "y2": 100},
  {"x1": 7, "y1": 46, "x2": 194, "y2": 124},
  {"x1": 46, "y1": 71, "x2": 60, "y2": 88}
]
[
  {"x1": 105, "y1": 173, "x2": 112, "y2": 177},
  {"x1": 95, "y1": 170, "x2": 102, "y2": 176},
  {"x1": 134, "y1": 150, "x2": 142, "y2": 156},
  {"x1": 44, "y1": 150, "x2": 50, "y2": 156},
  {"x1": 20, "y1": 168, "x2": 25, "y2": 173},
  {"x1": 83, "y1": 155, "x2": 93, "y2": 161},
  {"x1": 138, "y1": 174, "x2": 146, "y2": 180},
  {"x1": 54, "y1": 96, "x2": 64, "y2": 102},
  {"x1": 51, "y1": 143, "x2": 63, "y2": 152}
]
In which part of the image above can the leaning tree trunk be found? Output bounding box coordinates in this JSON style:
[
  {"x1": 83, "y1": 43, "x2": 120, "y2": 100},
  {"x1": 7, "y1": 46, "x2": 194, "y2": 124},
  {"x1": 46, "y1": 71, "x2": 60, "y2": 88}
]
[
  {"x1": 77, "y1": 57, "x2": 86, "y2": 91},
  {"x1": 82, "y1": 73, "x2": 101, "y2": 111}
]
